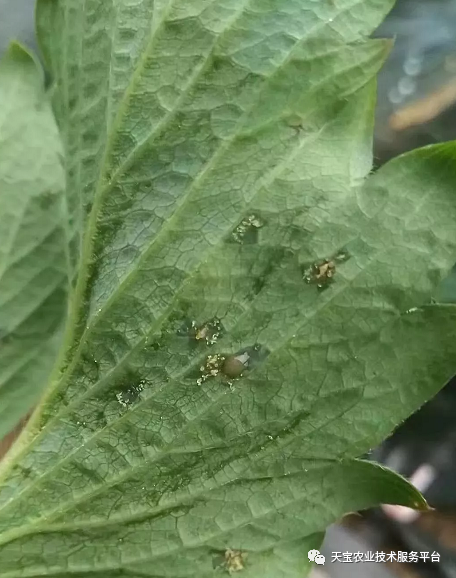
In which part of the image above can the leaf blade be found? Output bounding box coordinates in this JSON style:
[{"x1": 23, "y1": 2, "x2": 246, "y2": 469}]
[
  {"x1": 0, "y1": 43, "x2": 68, "y2": 440},
  {"x1": 2, "y1": 2, "x2": 456, "y2": 577}
]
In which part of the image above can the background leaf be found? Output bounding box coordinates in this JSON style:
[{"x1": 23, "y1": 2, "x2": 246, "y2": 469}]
[
  {"x1": 1, "y1": 1, "x2": 456, "y2": 577},
  {"x1": 0, "y1": 43, "x2": 68, "y2": 440},
  {"x1": 436, "y1": 264, "x2": 456, "y2": 303}
]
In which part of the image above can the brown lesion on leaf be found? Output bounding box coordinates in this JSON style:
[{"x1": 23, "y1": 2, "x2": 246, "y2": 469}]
[
  {"x1": 196, "y1": 345, "x2": 269, "y2": 387},
  {"x1": 303, "y1": 259, "x2": 336, "y2": 289},
  {"x1": 192, "y1": 318, "x2": 223, "y2": 346},
  {"x1": 224, "y1": 548, "x2": 247, "y2": 574},
  {"x1": 196, "y1": 353, "x2": 226, "y2": 385},
  {"x1": 222, "y1": 352, "x2": 250, "y2": 379},
  {"x1": 303, "y1": 249, "x2": 350, "y2": 290},
  {"x1": 231, "y1": 214, "x2": 264, "y2": 244}
]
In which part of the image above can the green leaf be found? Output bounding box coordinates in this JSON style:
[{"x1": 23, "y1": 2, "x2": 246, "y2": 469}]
[
  {"x1": 2, "y1": 1, "x2": 456, "y2": 577},
  {"x1": 0, "y1": 43, "x2": 68, "y2": 440},
  {"x1": 436, "y1": 264, "x2": 456, "y2": 303}
]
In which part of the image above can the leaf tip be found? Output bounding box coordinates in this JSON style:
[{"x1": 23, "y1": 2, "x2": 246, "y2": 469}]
[
  {"x1": 415, "y1": 497, "x2": 433, "y2": 512},
  {"x1": 3, "y1": 40, "x2": 36, "y2": 65},
  {"x1": 371, "y1": 37, "x2": 395, "y2": 62},
  {"x1": 0, "y1": 41, "x2": 44, "y2": 86}
]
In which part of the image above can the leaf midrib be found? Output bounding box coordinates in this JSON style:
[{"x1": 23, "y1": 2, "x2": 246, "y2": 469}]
[
  {"x1": 0, "y1": 124, "x2": 327, "y2": 514},
  {"x1": 0, "y1": 0, "x2": 392, "y2": 540},
  {"x1": 0, "y1": 243, "x2": 434, "y2": 565},
  {"x1": 50, "y1": 41, "x2": 383, "y2": 433},
  {"x1": 52, "y1": 0, "x2": 372, "y2": 409},
  {"x1": 0, "y1": 155, "x2": 416, "y2": 519},
  {"x1": 0, "y1": 163, "x2": 441, "y2": 528},
  {"x1": 45, "y1": 0, "x2": 255, "y2": 411}
]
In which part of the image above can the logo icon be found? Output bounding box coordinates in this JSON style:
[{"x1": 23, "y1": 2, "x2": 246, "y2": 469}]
[{"x1": 308, "y1": 549, "x2": 325, "y2": 565}]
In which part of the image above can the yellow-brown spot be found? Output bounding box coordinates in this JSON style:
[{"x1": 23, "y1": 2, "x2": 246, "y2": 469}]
[
  {"x1": 193, "y1": 318, "x2": 222, "y2": 345},
  {"x1": 224, "y1": 549, "x2": 247, "y2": 574},
  {"x1": 232, "y1": 214, "x2": 263, "y2": 243},
  {"x1": 197, "y1": 354, "x2": 225, "y2": 385},
  {"x1": 304, "y1": 259, "x2": 336, "y2": 288}
]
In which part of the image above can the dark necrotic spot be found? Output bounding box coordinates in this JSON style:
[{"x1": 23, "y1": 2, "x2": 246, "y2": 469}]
[
  {"x1": 229, "y1": 214, "x2": 264, "y2": 244},
  {"x1": 112, "y1": 369, "x2": 147, "y2": 409},
  {"x1": 221, "y1": 344, "x2": 270, "y2": 379}
]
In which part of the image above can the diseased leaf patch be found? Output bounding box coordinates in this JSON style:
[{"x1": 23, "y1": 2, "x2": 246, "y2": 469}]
[
  {"x1": 231, "y1": 214, "x2": 265, "y2": 244},
  {"x1": 303, "y1": 249, "x2": 351, "y2": 289},
  {"x1": 1, "y1": 1, "x2": 456, "y2": 578},
  {"x1": 195, "y1": 344, "x2": 270, "y2": 385}
]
